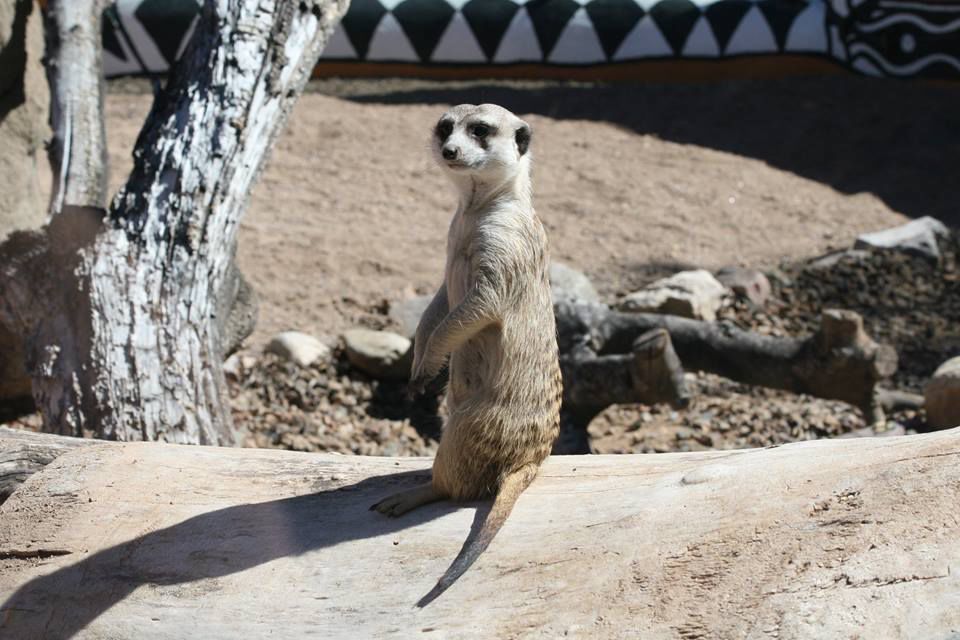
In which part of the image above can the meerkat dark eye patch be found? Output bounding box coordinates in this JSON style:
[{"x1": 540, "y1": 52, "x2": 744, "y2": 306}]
[
  {"x1": 470, "y1": 123, "x2": 493, "y2": 138},
  {"x1": 435, "y1": 119, "x2": 453, "y2": 140},
  {"x1": 515, "y1": 124, "x2": 531, "y2": 156}
]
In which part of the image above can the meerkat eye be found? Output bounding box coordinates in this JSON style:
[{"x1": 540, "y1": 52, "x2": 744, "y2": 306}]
[
  {"x1": 435, "y1": 120, "x2": 453, "y2": 140},
  {"x1": 471, "y1": 124, "x2": 490, "y2": 138}
]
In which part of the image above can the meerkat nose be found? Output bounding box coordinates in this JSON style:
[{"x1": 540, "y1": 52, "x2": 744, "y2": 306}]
[{"x1": 442, "y1": 146, "x2": 459, "y2": 161}]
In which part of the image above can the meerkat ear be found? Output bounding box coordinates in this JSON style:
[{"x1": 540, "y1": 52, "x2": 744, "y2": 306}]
[{"x1": 515, "y1": 124, "x2": 531, "y2": 156}]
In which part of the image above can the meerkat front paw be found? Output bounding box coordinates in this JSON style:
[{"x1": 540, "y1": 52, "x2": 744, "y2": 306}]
[
  {"x1": 407, "y1": 374, "x2": 429, "y2": 399},
  {"x1": 408, "y1": 357, "x2": 440, "y2": 398},
  {"x1": 371, "y1": 483, "x2": 443, "y2": 517}
]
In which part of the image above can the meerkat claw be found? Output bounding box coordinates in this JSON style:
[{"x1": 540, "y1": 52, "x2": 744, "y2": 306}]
[
  {"x1": 370, "y1": 496, "x2": 399, "y2": 515},
  {"x1": 407, "y1": 376, "x2": 427, "y2": 399}
]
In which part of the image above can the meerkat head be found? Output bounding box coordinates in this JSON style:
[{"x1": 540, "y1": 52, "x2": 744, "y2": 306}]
[{"x1": 432, "y1": 104, "x2": 531, "y2": 184}]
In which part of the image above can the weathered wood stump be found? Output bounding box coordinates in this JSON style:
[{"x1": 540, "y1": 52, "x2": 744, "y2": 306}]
[
  {"x1": 557, "y1": 302, "x2": 898, "y2": 422},
  {"x1": 561, "y1": 327, "x2": 691, "y2": 429},
  {"x1": 2, "y1": 428, "x2": 958, "y2": 638}
]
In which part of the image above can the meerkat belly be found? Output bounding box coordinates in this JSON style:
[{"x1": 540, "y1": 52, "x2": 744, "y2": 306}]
[
  {"x1": 447, "y1": 328, "x2": 501, "y2": 405},
  {"x1": 439, "y1": 315, "x2": 559, "y2": 492}
]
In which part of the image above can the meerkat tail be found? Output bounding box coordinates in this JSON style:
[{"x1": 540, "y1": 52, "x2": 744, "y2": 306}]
[{"x1": 416, "y1": 464, "x2": 537, "y2": 608}]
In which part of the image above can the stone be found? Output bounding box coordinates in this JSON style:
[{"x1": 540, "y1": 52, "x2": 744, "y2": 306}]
[
  {"x1": 388, "y1": 294, "x2": 432, "y2": 339},
  {"x1": 223, "y1": 353, "x2": 258, "y2": 380},
  {"x1": 265, "y1": 331, "x2": 332, "y2": 367},
  {"x1": 854, "y1": 216, "x2": 950, "y2": 262},
  {"x1": 715, "y1": 267, "x2": 771, "y2": 306},
  {"x1": 223, "y1": 353, "x2": 243, "y2": 379},
  {"x1": 618, "y1": 270, "x2": 728, "y2": 321},
  {"x1": 925, "y1": 356, "x2": 960, "y2": 429},
  {"x1": 343, "y1": 329, "x2": 413, "y2": 380},
  {"x1": 550, "y1": 261, "x2": 599, "y2": 304}
]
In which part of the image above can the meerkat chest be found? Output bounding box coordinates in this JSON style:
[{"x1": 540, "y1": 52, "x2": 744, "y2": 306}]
[{"x1": 445, "y1": 214, "x2": 479, "y2": 306}]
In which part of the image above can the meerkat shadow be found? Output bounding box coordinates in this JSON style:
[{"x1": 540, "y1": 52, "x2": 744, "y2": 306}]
[{"x1": 0, "y1": 469, "x2": 462, "y2": 639}]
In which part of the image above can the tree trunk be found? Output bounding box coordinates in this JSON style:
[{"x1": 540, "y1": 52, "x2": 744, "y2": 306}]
[
  {"x1": 43, "y1": 0, "x2": 109, "y2": 213},
  {"x1": 2, "y1": 429, "x2": 959, "y2": 638},
  {"x1": 0, "y1": 0, "x2": 349, "y2": 443},
  {"x1": 43, "y1": 0, "x2": 257, "y2": 358}
]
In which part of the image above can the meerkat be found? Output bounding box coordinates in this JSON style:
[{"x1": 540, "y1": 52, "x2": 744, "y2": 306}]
[{"x1": 371, "y1": 104, "x2": 562, "y2": 606}]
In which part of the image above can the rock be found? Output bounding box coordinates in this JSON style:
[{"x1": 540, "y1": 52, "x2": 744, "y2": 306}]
[
  {"x1": 265, "y1": 331, "x2": 332, "y2": 367},
  {"x1": 715, "y1": 267, "x2": 771, "y2": 306},
  {"x1": 550, "y1": 262, "x2": 599, "y2": 304},
  {"x1": 854, "y1": 216, "x2": 950, "y2": 262},
  {"x1": 223, "y1": 353, "x2": 244, "y2": 380},
  {"x1": 925, "y1": 356, "x2": 960, "y2": 429},
  {"x1": 618, "y1": 270, "x2": 728, "y2": 321},
  {"x1": 343, "y1": 329, "x2": 413, "y2": 380},
  {"x1": 388, "y1": 294, "x2": 432, "y2": 339}
]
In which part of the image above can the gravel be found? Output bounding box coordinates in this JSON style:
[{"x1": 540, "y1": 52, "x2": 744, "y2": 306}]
[
  {"x1": 717, "y1": 234, "x2": 960, "y2": 391},
  {"x1": 587, "y1": 372, "x2": 920, "y2": 454},
  {"x1": 230, "y1": 350, "x2": 440, "y2": 456},
  {"x1": 7, "y1": 237, "x2": 954, "y2": 457},
  {"x1": 230, "y1": 235, "x2": 956, "y2": 456}
]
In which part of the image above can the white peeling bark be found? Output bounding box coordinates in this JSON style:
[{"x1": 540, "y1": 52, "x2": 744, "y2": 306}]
[{"x1": 25, "y1": 0, "x2": 349, "y2": 443}]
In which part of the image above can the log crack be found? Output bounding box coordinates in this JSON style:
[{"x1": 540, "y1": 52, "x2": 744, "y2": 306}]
[
  {"x1": 834, "y1": 571, "x2": 950, "y2": 589},
  {"x1": 0, "y1": 548, "x2": 72, "y2": 560}
]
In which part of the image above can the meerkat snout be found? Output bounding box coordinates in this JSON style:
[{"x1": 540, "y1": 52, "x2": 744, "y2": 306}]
[{"x1": 432, "y1": 104, "x2": 532, "y2": 178}]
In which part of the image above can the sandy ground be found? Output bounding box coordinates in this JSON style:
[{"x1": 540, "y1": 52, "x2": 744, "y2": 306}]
[{"x1": 104, "y1": 76, "x2": 960, "y2": 350}]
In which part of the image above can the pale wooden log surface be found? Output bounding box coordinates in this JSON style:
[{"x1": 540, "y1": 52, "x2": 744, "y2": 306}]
[{"x1": 1, "y1": 430, "x2": 959, "y2": 639}]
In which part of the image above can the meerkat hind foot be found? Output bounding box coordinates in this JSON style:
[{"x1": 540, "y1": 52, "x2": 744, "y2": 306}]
[{"x1": 371, "y1": 482, "x2": 444, "y2": 517}]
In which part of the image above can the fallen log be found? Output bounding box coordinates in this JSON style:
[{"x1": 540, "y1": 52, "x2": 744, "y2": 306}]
[
  {"x1": 1, "y1": 428, "x2": 959, "y2": 638},
  {"x1": 560, "y1": 327, "x2": 691, "y2": 429},
  {"x1": 557, "y1": 302, "x2": 898, "y2": 421},
  {"x1": 553, "y1": 329, "x2": 690, "y2": 442},
  {"x1": 0, "y1": 426, "x2": 99, "y2": 503}
]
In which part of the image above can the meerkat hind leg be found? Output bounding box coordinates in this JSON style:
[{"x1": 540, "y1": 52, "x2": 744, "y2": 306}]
[{"x1": 371, "y1": 482, "x2": 445, "y2": 517}]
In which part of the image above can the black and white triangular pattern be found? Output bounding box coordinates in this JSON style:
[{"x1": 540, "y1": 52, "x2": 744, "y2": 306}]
[{"x1": 101, "y1": 0, "x2": 960, "y2": 79}]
